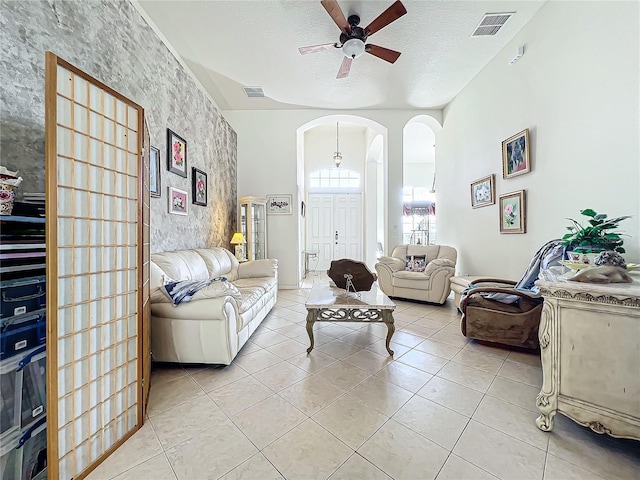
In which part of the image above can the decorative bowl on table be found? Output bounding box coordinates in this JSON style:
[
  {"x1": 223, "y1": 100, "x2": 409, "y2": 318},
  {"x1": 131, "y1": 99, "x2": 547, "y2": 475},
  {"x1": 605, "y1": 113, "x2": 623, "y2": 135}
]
[{"x1": 559, "y1": 260, "x2": 595, "y2": 271}]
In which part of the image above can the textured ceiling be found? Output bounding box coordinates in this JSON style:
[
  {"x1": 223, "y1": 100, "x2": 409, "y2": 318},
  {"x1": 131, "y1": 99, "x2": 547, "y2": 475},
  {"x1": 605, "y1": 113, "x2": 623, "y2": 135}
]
[{"x1": 136, "y1": 0, "x2": 545, "y2": 111}]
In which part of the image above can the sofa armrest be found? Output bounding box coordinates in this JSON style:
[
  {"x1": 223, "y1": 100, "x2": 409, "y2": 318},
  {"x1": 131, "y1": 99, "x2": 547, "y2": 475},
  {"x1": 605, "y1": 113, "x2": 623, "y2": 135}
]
[
  {"x1": 376, "y1": 256, "x2": 405, "y2": 273},
  {"x1": 469, "y1": 278, "x2": 517, "y2": 287},
  {"x1": 238, "y1": 258, "x2": 278, "y2": 279},
  {"x1": 424, "y1": 258, "x2": 455, "y2": 273}
]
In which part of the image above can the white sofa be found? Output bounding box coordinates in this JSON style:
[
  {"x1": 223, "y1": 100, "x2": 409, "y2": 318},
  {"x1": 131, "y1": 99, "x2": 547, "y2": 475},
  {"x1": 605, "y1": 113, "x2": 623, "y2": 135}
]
[
  {"x1": 150, "y1": 247, "x2": 278, "y2": 365},
  {"x1": 375, "y1": 244, "x2": 457, "y2": 304}
]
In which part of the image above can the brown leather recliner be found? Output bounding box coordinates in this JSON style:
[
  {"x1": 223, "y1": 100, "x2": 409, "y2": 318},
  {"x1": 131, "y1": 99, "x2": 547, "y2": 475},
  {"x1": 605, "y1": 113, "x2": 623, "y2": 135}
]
[
  {"x1": 459, "y1": 240, "x2": 565, "y2": 350},
  {"x1": 460, "y1": 278, "x2": 543, "y2": 350}
]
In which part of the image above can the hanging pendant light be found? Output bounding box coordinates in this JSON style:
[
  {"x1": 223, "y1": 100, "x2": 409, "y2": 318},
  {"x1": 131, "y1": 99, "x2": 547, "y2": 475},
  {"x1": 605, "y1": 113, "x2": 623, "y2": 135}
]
[{"x1": 333, "y1": 122, "x2": 342, "y2": 167}]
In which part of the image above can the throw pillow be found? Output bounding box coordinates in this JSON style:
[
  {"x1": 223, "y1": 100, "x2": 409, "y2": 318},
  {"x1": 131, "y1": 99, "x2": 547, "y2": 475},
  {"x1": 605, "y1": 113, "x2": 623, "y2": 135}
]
[{"x1": 405, "y1": 255, "x2": 427, "y2": 272}]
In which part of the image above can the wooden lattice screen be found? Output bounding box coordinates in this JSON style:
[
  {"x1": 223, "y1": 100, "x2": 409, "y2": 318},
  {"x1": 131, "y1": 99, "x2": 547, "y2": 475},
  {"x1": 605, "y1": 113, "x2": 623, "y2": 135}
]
[{"x1": 45, "y1": 52, "x2": 146, "y2": 480}]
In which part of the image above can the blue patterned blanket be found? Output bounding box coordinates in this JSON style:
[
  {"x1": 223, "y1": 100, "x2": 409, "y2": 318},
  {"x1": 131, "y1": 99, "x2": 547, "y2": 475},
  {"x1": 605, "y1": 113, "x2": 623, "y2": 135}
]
[{"x1": 164, "y1": 277, "x2": 228, "y2": 306}]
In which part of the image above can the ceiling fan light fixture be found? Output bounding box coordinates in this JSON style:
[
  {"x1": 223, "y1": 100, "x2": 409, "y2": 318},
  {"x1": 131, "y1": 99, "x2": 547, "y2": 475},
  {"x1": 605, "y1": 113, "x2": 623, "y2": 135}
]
[{"x1": 342, "y1": 38, "x2": 365, "y2": 59}]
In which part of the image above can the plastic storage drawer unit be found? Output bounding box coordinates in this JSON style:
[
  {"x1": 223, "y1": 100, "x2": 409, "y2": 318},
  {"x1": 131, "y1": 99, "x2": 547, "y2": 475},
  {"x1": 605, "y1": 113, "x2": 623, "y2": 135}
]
[
  {"x1": 0, "y1": 417, "x2": 47, "y2": 480},
  {"x1": 0, "y1": 345, "x2": 46, "y2": 442},
  {"x1": 0, "y1": 276, "x2": 46, "y2": 319},
  {"x1": 1, "y1": 309, "x2": 46, "y2": 360}
]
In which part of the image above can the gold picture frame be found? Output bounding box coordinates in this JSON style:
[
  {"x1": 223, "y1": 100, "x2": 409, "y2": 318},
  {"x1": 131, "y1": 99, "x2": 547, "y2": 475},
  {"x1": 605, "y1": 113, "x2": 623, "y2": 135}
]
[
  {"x1": 502, "y1": 129, "x2": 530, "y2": 179},
  {"x1": 499, "y1": 190, "x2": 526, "y2": 234},
  {"x1": 470, "y1": 174, "x2": 495, "y2": 208}
]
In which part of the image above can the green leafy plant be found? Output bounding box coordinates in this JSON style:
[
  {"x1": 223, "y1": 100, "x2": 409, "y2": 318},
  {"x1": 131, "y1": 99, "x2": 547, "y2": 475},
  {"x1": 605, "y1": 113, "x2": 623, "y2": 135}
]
[{"x1": 562, "y1": 209, "x2": 631, "y2": 253}]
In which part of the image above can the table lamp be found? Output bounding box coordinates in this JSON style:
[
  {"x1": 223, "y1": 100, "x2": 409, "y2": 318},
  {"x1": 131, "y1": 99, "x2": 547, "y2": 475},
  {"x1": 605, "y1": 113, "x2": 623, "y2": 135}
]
[{"x1": 230, "y1": 232, "x2": 246, "y2": 261}]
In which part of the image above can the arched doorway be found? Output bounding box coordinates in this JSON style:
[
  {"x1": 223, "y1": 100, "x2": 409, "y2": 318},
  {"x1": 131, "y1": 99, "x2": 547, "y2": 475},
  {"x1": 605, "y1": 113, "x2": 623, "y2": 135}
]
[
  {"x1": 402, "y1": 116, "x2": 442, "y2": 246},
  {"x1": 296, "y1": 116, "x2": 386, "y2": 277}
]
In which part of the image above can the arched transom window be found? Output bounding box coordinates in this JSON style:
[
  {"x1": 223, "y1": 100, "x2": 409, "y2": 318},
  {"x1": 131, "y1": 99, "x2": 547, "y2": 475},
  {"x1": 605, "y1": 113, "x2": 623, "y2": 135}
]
[{"x1": 309, "y1": 168, "x2": 360, "y2": 189}]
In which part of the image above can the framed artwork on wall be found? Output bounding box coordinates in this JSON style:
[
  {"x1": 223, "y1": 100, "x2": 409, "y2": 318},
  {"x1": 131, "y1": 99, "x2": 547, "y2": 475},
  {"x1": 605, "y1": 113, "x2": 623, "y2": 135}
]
[
  {"x1": 470, "y1": 174, "x2": 495, "y2": 208},
  {"x1": 168, "y1": 186, "x2": 188, "y2": 215},
  {"x1": 502, "y1": 128, "x2": 530, "y2": 179},
  {"x1": 192, "y1": 168, "x2": 207, "y2": 206},
  {"x1": 499, "y1": 190, "x2": 526, "y2": 234},
  {"x1": 167, "y1": 128, "x2": 187, "y2": 177},
  {"x1": 149, "y1": 146, "x2": 161, "y2": 197},
  {"x1": 266, "y1": 194, "x2": 293, "y2": 215}
]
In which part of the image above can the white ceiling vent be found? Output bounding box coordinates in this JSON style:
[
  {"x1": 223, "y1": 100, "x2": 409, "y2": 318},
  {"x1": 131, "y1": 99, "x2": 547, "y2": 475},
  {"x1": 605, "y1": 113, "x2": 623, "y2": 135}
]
[
  {"x1": 471, "y1": 13, "x2": 514, "y2": 37},
  {"x1": 243, "y1": 86, "x2": 265, "y2": 98}
]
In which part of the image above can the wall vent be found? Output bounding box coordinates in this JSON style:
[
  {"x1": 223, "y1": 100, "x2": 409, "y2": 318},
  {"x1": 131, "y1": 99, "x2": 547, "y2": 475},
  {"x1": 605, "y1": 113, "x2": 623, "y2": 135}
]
[
  {"x1": 471, "y1": 12, "x2": 513, "y2": 36},
  {"x1": 243, "y1": 86, "x2": 265, "y2": 98}
]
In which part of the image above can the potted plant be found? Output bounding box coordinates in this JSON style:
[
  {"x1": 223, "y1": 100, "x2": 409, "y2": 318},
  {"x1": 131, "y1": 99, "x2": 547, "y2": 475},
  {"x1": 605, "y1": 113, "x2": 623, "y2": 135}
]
[{"x1": 562, "y1": 209, "x2": 631, "y2": 259}]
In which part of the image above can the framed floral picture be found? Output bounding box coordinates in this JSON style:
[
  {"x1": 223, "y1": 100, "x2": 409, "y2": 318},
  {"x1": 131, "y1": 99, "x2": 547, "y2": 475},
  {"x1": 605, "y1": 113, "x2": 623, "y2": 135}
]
[
  {"x1": 502, "y1": 129, "x2": 530, "y2": 179},
  {"x1": 167, "y1": 129, "x2": 187, "y2": 177},
  {"x1": 168, "y1": 186, "x2": 188, "y2": 215},
  {"x1": 266, "y1": 194, "x2": 293, "y2": 215},
  {"x1": 192, "y1": 168, "x2": 207, "y2": 206},
  {"x1": 470, "y1": 174, "x2": 495, "y2": 208},
  {"x1": 499, "y1": 190, "x2": 526, "y2": 234},
  {"x1": 149, "y1": 146, "x2": 161, "y2": 197}
]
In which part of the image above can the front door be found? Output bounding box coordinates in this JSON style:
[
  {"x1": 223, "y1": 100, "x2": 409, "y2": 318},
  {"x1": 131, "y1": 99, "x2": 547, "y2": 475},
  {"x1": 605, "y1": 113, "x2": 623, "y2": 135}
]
[{"x1": 307, "y1": 193, "x2": 362, "y2": 270}]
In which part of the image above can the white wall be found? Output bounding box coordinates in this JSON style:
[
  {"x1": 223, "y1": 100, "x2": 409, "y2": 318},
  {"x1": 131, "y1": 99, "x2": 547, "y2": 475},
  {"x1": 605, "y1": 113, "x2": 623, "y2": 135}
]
[
  {"x1": 438, "y1": 1, "x2": 640, "y2": 280},
  {"x1": 404, "y1": 163, "x2": 435, "y2": 189},
  {"x1": 224, "y1": 109, "x2": 441, "y2": 287},
  {"x1": 304, "y1": 126, "x2": 367, "y2": 187}
]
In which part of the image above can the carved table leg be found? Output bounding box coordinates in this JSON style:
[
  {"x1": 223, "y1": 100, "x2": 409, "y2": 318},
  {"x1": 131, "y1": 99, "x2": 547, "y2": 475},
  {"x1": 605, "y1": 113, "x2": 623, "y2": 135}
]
[
  {"x1": 536, "y1": 391, "x2": 557, "y2": 431},
  {"x1": 382, "y1": 310, "x2": 395, "y2": 356},
  {"x1": 305, "y1": 309, "x2": 315, "y2": 354},
  {"x1": 536, "y1": 300, "x2": 558, "y2": 432}
]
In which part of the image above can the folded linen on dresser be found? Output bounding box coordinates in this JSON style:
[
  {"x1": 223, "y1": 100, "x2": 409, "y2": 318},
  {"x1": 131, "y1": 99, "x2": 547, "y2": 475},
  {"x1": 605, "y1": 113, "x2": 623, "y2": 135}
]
[{"x1": 163, "y1": 277, "x2": 232, "y2": 306}]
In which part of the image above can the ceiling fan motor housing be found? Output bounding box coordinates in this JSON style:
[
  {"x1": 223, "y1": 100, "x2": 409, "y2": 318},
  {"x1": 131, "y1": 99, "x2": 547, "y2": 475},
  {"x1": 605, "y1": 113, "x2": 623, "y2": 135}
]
[{"x1": 339, "y1": 16, "x2": 367, "y2": 59}]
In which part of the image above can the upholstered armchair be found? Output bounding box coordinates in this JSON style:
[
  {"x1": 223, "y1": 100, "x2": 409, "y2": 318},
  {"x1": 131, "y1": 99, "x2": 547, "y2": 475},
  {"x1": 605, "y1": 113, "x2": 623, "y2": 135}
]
[
  {"x1": 459, "y1": 239, "x2": 564, "y2": 350},
  {"x1": 375, "y1": 245, "x2": 457, "y2": 304},
  {"x1": 459, "y1": 278, "x2": 543, "y2": 350}
]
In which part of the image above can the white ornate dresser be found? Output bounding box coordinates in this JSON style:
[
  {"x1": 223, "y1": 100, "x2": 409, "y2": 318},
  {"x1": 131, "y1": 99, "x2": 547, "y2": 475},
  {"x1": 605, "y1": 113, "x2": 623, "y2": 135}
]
[{"x1": 534, "y1": 269, "x2": 640, "y2": 440}]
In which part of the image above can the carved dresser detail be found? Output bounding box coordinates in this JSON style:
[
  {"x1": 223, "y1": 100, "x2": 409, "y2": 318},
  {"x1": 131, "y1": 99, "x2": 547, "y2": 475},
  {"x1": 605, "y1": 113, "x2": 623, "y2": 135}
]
[{"x1": 535, "y1": 269, "x2": 640, "y2": 440}]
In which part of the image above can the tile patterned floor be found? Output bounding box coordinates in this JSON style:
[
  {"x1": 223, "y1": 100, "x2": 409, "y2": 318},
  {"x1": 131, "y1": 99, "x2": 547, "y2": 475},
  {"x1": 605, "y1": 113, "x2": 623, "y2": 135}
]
[{"x1": 88, "y1": 279, "x2": 640, "y2": 480}]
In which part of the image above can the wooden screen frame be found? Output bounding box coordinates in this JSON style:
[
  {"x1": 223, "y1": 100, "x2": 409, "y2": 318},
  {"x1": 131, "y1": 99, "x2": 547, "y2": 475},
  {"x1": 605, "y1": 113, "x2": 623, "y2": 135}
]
[{"x1": 45, "y1": 51, "x2": 147, "y2": 480}]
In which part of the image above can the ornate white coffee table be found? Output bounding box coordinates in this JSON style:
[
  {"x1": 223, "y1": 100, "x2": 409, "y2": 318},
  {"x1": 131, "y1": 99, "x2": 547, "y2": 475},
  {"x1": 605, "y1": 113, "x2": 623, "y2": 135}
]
[{"x1": 305, "y1": 281, "x2": 396, "y2": 356}]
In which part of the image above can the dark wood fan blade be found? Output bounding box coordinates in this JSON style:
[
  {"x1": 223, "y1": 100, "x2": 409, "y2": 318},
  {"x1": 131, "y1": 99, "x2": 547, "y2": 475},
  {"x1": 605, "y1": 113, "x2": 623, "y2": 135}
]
[
  {"x1": 336, "y1": 56, "x2": 352, "y2": 79},
  {"x1": 321, "y1": 0, "x2": 351, "y2": 33},
  {"x1": 366, "y1": 44, "x2": 401, "y2": 63},
  {"x1": 365, "y1": 0, "x2": 407, "y2": 36},
  {"x1": 299, "y1": 43, "x2": 336, "y2": 55}
]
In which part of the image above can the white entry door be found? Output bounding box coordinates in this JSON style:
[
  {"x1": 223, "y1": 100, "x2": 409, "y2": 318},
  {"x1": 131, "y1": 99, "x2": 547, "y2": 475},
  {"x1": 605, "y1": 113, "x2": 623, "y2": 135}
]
[{"x1": 307, "y1": 193, "x2": 362, "y2": 270}]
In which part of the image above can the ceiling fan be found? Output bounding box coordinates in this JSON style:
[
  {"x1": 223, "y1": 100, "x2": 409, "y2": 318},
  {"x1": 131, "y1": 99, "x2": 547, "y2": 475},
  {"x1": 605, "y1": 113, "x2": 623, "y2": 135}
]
[{"x1": 299, "y1": 0, "x2": 407, "y2": 79}]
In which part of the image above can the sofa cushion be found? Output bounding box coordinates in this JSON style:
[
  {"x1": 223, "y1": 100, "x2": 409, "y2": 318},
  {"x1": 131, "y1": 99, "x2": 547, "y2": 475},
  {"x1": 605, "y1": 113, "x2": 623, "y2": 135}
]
[
  {"x1": 234, "y1": 277, "x2": 278, "y2": 292},
  {"x1": 237, "y1": 286, "x2": 266, "y2": 314},
  {"x1": 151, "y1": 250, "x2": 210, "y2": 283},
  {"x1": 392, "y1": 270, "x2": 430, "y2": 289},
  {"x1": 194, "y1": 248, "x2": 238, "y2": 281},
  {"x1": 237, "y1": 286, "x2": 270, "y2": 330}
]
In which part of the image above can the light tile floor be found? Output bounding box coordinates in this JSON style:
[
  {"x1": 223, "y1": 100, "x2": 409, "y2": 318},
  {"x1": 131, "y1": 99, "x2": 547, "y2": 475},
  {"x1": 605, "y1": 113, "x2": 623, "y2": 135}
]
[{"x1": 88, "y1": 278, "x2": 640, "y2": 480}]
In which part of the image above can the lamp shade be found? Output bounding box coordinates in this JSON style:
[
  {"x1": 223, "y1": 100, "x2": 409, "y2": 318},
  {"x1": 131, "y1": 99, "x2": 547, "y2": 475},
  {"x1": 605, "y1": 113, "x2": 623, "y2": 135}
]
[{"x1": 230, "y1": 233, "x2": 246, "y2": 244}]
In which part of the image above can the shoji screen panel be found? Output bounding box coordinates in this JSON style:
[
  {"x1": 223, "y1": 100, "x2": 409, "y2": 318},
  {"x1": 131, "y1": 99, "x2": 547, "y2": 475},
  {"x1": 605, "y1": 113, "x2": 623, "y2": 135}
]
[{"x1": 45, "y1": 53, "x2": 145, "y2": 480}]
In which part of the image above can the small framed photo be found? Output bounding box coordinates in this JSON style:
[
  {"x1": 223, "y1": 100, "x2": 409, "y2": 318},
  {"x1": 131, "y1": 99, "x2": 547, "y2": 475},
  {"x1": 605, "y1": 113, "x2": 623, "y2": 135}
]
[
  {"x1": 149, "y1": 146, "x2": 161, "y2": 197},
  {"x1": 168, "y1": 186, "x2": 188, "y2": 216},
  {"x1": 499, "y1": 190, "x2": 526, "y2": 234},
  {"x1": 192, "y1": 168, "x2": 207, "y2": 206},
  {"x1": 502, "y1": 128, "x2": 530, "y2": 179},
  {"x1": 470, "y1": 174, "x2": 495, "y2": 208},
  {"x1": 266, "y1": 194, "x2": 293, "y2": 215},
  {"x1": 167, "y1": 128, "x2": 187, "y2": 177}
]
